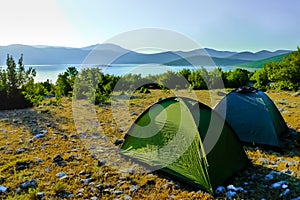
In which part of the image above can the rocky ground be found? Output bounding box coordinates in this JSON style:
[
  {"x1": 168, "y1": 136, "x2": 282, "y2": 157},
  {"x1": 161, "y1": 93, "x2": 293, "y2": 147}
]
[{"x1": 0, "y1": 90, "x2": 299, "y2": 199}]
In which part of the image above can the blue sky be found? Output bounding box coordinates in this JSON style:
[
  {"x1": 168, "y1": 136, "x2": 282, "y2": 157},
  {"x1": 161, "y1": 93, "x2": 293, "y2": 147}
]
[{"x1": 0, "y1": 0, "x2": 299, "y2": 52}]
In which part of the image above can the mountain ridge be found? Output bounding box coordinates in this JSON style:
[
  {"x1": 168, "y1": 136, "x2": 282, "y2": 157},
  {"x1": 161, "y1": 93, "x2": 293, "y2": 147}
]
[{"x1": 0, "y1": 44, "x2": 293, "y2": 66}]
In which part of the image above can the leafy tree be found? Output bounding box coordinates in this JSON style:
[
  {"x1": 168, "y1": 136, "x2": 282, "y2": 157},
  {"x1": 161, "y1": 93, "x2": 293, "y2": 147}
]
[
  {"x1": 208, "y1": 68, "x2": 224, "y2": 89},
  {"x1": 250, "y1": 68, "x2": 268, "y2": 90},
  {"x1": 41, "y1": 79, "x2": 55, "y2": 94},
  {"x1": 22, "y1": 80, "x2": 48, "y2": 106},
  {"x1": 0, "y1": 54, "x2": 37, "y2": 109},
  {"x1": 73, "y1": 68, "x2": 119, "y2": 104},
  {"x1": 188, "y1": 68, "x2": 208, "y2": 90},
  {"x1": 178, "y1": 68, "x2": 191, "y2": 81},
  {"x1": 4, "y1": 54, "x2": 36, "y2": 95},
  {"x1": 251, "y1": 47, "x2": 300, "y2": 91},
  {"x1": 157, "y1": 70, "x2": 189, "y2": 90},
  {"x1": 225, "y1": 68, "x2": 250, "y2": 88},
  {"x1": 55, "y1": 66, "x2": 78, "y2": 98}
]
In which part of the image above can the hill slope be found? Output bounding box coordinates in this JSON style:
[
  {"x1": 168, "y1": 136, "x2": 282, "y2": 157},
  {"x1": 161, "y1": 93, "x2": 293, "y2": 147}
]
[
  {"x1": 164, "y1": 55, "x2": 250, "y2": 66},
  {"x1": 228, "y1": 50, "x2": 291, "y2": 61},
  {"x1": 237, "y1": 53, "x2": 291, "y2": 68},
  {"x1": 0, "y1": 44, "x2": 293, "y2": 65}
]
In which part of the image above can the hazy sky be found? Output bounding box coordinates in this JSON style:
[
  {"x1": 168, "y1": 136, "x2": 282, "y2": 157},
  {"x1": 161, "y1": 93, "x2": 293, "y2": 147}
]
[{"x1": 0, "y1": 0, "x2": 299, "y2": 52}]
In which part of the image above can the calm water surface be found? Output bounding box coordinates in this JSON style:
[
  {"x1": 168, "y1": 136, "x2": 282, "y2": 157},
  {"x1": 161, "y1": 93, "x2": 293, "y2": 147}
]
[{"x1": 2, "y1": 64, "x2": 256, "y2": 83}]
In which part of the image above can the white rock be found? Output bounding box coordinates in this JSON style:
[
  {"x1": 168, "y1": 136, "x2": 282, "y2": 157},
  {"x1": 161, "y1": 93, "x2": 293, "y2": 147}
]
[
  {"x1": 264, "y1": 173, "x2": 274, "y2": 181},
  {"x1": 280, "y1": 189, "x2": 290, "y2": 197},
  {"x1": 215, "y1": 186, "x2": 226, "y2": 194},
  {"x1": 0, "y1": 185, "x2": 8, "y2": 193},
  {"x1": 271, "y1": 181, "x2": 288, "y2": 189},
  {"x1": 56, "y1": 172, "x2": 67, "y2": 178},
  {"x1": 226, "y1": 191, "x2": 236, "y2": 200},
  {"x1": 227, "y1": 184, "x2": 236, "y2": 191}
]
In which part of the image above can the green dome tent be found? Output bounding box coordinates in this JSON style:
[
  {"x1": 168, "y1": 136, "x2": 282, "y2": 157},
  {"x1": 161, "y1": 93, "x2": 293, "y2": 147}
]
[
  {"x1": 214, "y1": 87, "x2": 288, "y2": 148},
  {"x1": 120, "y1": 97, "x2": 248, "y2": 193}
]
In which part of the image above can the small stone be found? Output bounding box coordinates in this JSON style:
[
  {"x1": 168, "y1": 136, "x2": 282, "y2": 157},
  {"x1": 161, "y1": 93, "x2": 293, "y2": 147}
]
[
  {"x1": 215, "y1": 186, "x2": 225, "y2": 194},
  {"x1": 80, "y1": 178, "x2": 95, "y2": 184},
  {"x1": 19, "y1": 179, "x2": 37, "y2": 189},
  {"x1": 129, "y1": 185, "x2": 138, "y2": 192},
  {"x1": 131, "y1": 112, "x2": 137, "y2": 116},
  {"x1": 271, "y1": 181, "x2": 288, "y2": 189},
  {"x1": 227, "y1": 184, "x2": 237, "y2": 191},
  {"x1": 124, "y1": 194, "x2": 132, "y2": 200},
  {"x1": 78, "y1": 188, "x2": 84, "y2": 193},
  {"x1": 118, "y1": 128, "x2": 125, "y2": 133},
  {"x1": 113, "y1": 190, "x2": 123, "y2": 195},
  {"x1": 258, "y1": 158, "x2": 269, "y2": 165},
  {"x1": 37, "y1": 192, "x2": 45, "y2": 198},
  {"x1": 15, "y1": 187, "x2": 22, "y2": 194},
  {"x1": 97, "y1": 149, "x2": 104, "y2": 153},
  {"x1": 53, "y1": 154, "x2": 66, "y2": 166},
  {"x1": 102, "y1": 188, "x2": 111, "y2": 194},
  {"x1": 91, "y1": 152, "x2": 97, "y2": 159},
  {"x1": 61, "y1": 134, "x2": 68, "y2": 140},
  {"x1": 16, "y1": 148, "x2": 28, "y2": 154},
  {"x1": 0, "y1": 185, "x2": 8, "y2": 193},
  {"x1": 33, "y1": 134, "x2": 45, "y2": 139},
  {"x1": 59, "y1": 175, "x2": 68, "y2": 180},
  {"x1": 71, "y1": 148, "x2": 78, "y2": 152},
  {"x1": 79, "y1": 170, "x2": 87, "y2": 175},
  {"x1": 67, "y1": 155, "x2": 75, "y2": 161},
  {"x1": 40, "y1": 130, "x2": 48, "y2": 134},
  {"x1": 264, "y1": 173, "x2": 274, "y2": 181},
  {"x1": 120, "y1": 168, "x2": 135, "y2": 173},
  {"x1": 56, "y1": 172, "x2": 67, "y2": 178},
  {"x1": 76, "y1": 193, "x2": 83, "y2": 198},
  {"x1": 292, "y1": 92, "x2": 300, "y2": 97},
  {"x1": 114, "y1": 139, "x2": 123, "y2": 145},
  {"x1": 280, "y1": 189, "x2": 290, "y2": 197},
  {"x1": 282, "y1": 169, "x2": 293, "y2": 175},
  {"x1": 15, "y1": 162, "x2": 28, "y2": 170},
  {"x1": 226, "y1": 191, "x2": 236, "y2": 200},
  {"x1": 45, "y1": 168, "x2": 51, "y2": 173},
  {"x1": 97, "y1": 159, "x2": 107, "y2": 166},
  {"x1": 95, "y1": 184, "x2": 103, "y2": 190},
  {"x1": 0, "y1": 146, "x2": 7, "y2": 150},
  {"x1": 70, "y1": 134, "x2": 78, "y2": 139},
  {"x1": 89, "y1": 187, "x2": 97, "y2": 193},
  {"x1": 53, "y1": 154, "x2": 64, "y2": 162},
  {"x1": 46, "y1": 123, "x2": 51, "y2": 127},
  {"x1": 12, "y1": 118, "x2": 19, "y2": 123}
]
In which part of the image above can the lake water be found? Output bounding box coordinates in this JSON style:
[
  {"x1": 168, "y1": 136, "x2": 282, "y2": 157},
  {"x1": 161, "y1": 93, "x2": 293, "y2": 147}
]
[{"x1": 1, "y1": 64, "x2": 256, "y2": 83}]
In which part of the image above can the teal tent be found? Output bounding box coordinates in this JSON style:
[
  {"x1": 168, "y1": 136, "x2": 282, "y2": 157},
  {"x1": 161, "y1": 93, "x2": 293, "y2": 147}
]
[
  {"x1": 214, "y1": 87, "x2": 288, "y2": 148},
  {"x1": 121, "y1": 97, "x2": 248, "y2": 193}
]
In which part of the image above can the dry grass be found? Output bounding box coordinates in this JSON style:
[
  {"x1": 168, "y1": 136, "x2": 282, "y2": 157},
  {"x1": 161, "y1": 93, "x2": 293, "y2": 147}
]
[{"x1": 0, "y1": 89, "x2": 299, "y2": 199}]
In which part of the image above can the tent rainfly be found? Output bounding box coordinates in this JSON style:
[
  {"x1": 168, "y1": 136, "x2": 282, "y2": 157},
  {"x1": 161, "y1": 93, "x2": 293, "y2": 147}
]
[
  {"x1": 214, "y1": 87, "x2": 288, "y2": 148},
  {"x1": 121, "y1": 97, "x2": 248, "y2": 193}
]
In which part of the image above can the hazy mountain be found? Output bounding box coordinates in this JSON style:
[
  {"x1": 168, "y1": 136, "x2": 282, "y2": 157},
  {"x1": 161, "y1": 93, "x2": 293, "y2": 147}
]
[
  {"x1": 0, "y1": 44, "x2": 89, "y2": 65},
  {"x1": 165, "y1": 55, "x2": 250, "y2": 66},
  {"x1": 0, "y1": 44, "x2": 293, "y2": 66},
  {"x1": 227, "y1": 50, "x2": 292, "y2": 61},
  {"x1": 238, "y1": 53, "x2": 291, "y2": 68}
]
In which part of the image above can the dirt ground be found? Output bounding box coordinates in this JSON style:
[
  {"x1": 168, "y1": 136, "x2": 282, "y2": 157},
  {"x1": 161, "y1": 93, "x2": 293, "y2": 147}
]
[{"x1": 0, "y1": 89, "x2": 299, "y2": 199}]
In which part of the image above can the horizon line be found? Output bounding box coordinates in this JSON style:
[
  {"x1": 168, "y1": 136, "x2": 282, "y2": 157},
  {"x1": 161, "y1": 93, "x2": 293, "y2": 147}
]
[{"x1": 0, "y1": 43, "x2": 295, "y2": 54}]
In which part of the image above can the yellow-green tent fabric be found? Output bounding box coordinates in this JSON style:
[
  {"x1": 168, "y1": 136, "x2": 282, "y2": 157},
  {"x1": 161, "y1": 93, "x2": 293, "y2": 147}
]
[{"x1": 121, "y1": 97, "x2": 248, "y2": 193}]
